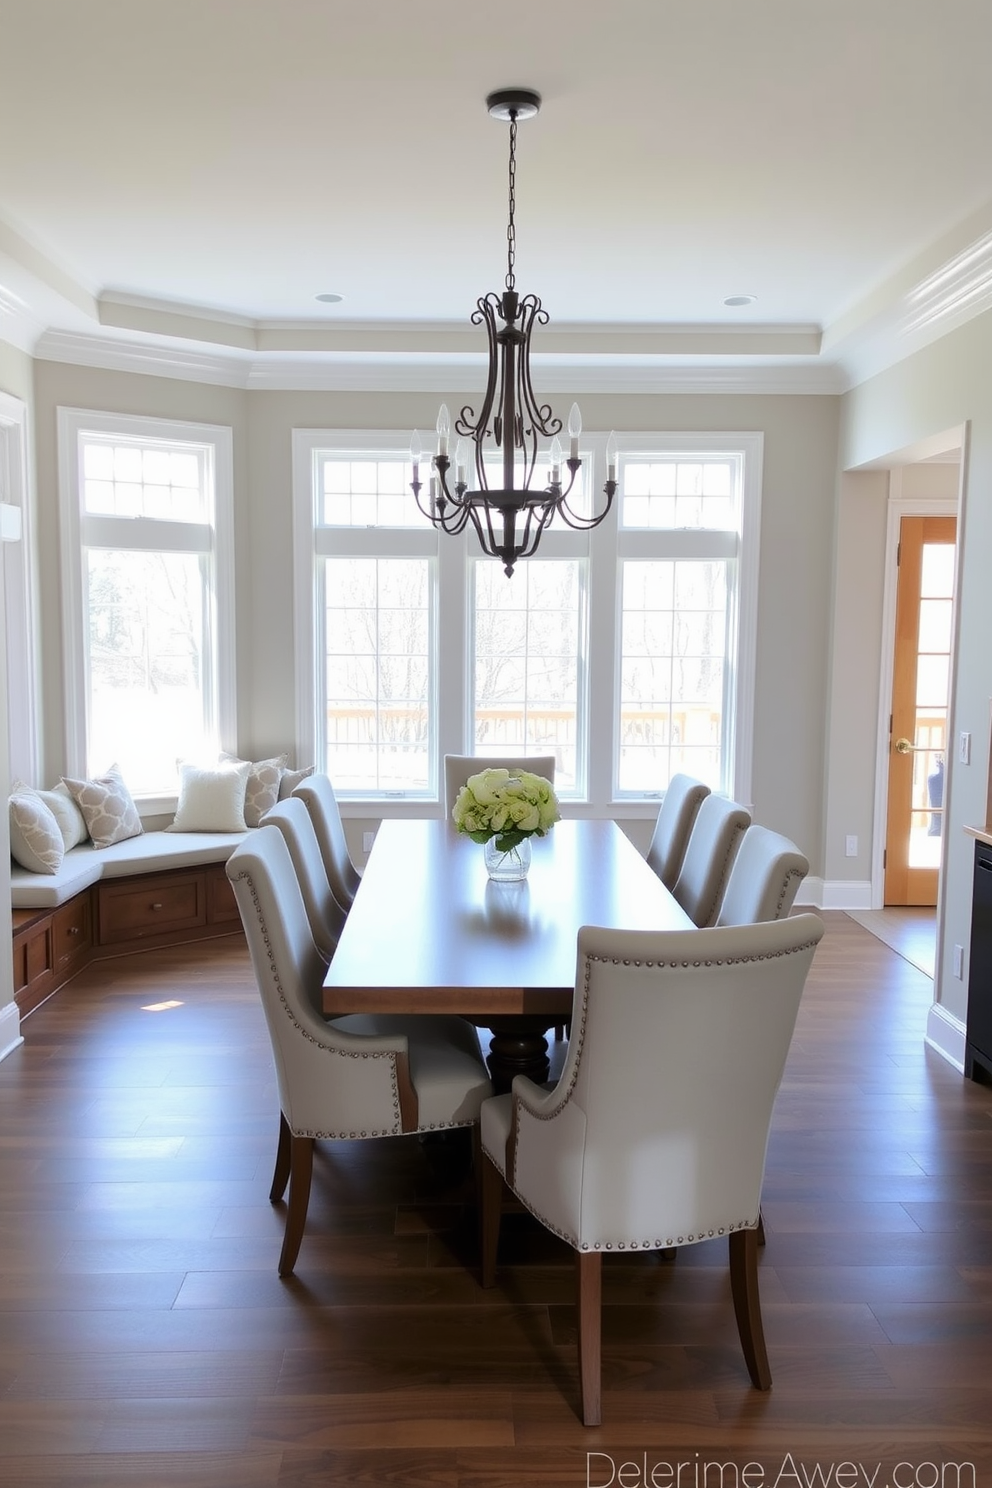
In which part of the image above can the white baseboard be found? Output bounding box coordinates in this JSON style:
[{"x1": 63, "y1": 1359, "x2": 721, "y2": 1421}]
[
  {"x1": 0, "y1": 1000, "x2": 23, "y2": 1064},
  {"x1": 794, "y1": 876, "x2": 824, "y2": 908},
  {"x1": 817, "y1": 878, "x2": 873, "y2": 911},
  {"x1": 925, "y1": 1001, "x2": 966, "y2": 1073}
]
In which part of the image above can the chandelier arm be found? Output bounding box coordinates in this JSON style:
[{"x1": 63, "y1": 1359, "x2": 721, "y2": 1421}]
[
  {"x1": 515, "y1": 297, "x2": 560, "y2": 439},
  {"x1": 555, "y1": 477, "x2": 619, "y2": 531},
  {"x1": 458, "y1": 295, "x2": 501, "y2": 454}
]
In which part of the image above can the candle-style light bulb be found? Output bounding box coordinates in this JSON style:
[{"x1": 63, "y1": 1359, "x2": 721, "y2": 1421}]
[
  {"x1": 567, "y1": 403, "x2": 582, "y2": 462},
  {"x1": 606, "y1": 430, "x2": 619, "y2": 483},
  {"x1": 410, "y1": 430, "x2": 423, "y2": 481},
  {"x1": 549, "y1": 434, "x2": 563, "y2": 486},
  {"x1": 455, "y1": 438, "x2": 471, "y2": 488},
  {"x1": 436, "y1": 404, "x2": 451, "y2": 458}
]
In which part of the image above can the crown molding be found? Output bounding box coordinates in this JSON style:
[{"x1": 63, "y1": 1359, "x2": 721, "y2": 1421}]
[
  {"x1": 33, "y1": 330, "x2": 251, "y2": 386},
  {"x1": 30, "y1": 328, "x2": 845, "y2": 394}
]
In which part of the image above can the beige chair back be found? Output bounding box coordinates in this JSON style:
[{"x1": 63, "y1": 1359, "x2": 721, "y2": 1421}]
[
  {"x1": 443, "y1": 753, "x2": 556, "y2": 817},
  {"x1": 489, "y1": 913, "x2": 823, "y2": 1252},
  {"x1": 260, "y1": 797, "x2": 347, "y2": 960},
  {"x1": 671, "y1": 794, "x2": 750, "y2": 926},
  {"x1": 716, "y1": 824, "x2": 809, "y2": 927},
  {"x1": 645, "y1": 773, "x2": 711, "y2": 889},
  {"x1": 292, "y1": 774, "x2": 361, "y2": 911}
]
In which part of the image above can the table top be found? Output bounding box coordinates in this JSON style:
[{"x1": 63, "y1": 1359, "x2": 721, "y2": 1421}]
[{"x1": 322, "y1": 818, "x2": 693, "y2": 1018}]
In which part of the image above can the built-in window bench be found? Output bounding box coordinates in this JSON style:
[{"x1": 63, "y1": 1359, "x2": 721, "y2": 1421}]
[{"x1": 11, "y1": 831, "x2": 248, "y2": 1018}]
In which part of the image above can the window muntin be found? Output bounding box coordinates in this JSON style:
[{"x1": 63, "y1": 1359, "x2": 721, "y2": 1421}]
[
  {"x1": 296, "y1": 429, "x2": 759, "y2": 809},
  {"x1": 82, "y1": 441, "x2": 206, "y2": 522},
  {"x1": 613, "y1": 444, "x2": 750, "y2": 799},
  {"x1": 621, "y1": 457, "x2": 736, "y2": 531},
  {"x1": 60, "y1": 411, "x2": 234, "y2": 799},
  {"x1": 472, "y1": 558, "x2": 583, "y2": 792},
  {"x1": 320, "y1": 454, "x2": 430, "y2": 529},
  {"x1": 322, "y1": 556, "x2": 433, "y2": 793},
  {"x1": 618, "y1": 559, "x2": 728, "y2": 794}
]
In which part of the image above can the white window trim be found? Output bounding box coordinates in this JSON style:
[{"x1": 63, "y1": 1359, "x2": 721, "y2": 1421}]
[
  {"x1": 0, "y1": 390, "x2": 39, "y2": 784},
  {"x1": 596, "y1": 430, "x2": 762, "y2": 810},
  {"x1": 292, "y1": 427, "x2": 761, "y2": 815},
  {"x1": 292, "y1": 428, "x2": 444, "y2": 795},
  {"x1": 57, "y1": 408, "x2": 236, "y2": 805}
]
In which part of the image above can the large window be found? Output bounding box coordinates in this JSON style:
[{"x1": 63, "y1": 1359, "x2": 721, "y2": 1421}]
[
  {"x1": 59, "y1": 410, "x2": 235, "y2": 800},
  {"x1": 293, "y1": 429, "x2": 760, "y2": 809},
  {"x1": 614, "y1": 448, "x2": 757, "y2": 797}
]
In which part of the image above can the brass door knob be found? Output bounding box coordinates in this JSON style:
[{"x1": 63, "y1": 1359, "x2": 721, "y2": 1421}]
[{"x1": 894, "y1": 737, "x2": 922, "y2": 754}]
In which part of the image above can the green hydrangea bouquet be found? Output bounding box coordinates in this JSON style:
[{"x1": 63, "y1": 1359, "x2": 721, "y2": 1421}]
[{"x1": 451, "y1": 767, "x2": 560, "y2": 853}]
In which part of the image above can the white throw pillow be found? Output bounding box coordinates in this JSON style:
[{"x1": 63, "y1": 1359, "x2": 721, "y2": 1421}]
[
  {"x1": 219, "y1": 751, "x2": 287, "y2": 827},
  {"x1": 279, "y1": 764, "x2": 315, "y2": 799},
  {"x1": 168, "y1": 760, "x2": 251, "y2": 833},
  {"x1": 9, "y1": 791, "x2": 66, "y2": 874},
  {"x1": 12, "y1": 780, "x2": 89, "y2": 850},
  {"x1": 62, "y1": 765, "x2": 144, "y2": 849}
]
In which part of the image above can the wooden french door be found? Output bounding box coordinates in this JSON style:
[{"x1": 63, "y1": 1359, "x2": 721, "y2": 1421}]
[{"x1": 883, "y1": 514, "x2": 956, "y2": 905}]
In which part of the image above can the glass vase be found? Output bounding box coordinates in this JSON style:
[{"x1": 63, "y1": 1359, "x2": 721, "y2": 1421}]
[{"x1": 484, "y1": 834, "x2": 532, "y2": 882}]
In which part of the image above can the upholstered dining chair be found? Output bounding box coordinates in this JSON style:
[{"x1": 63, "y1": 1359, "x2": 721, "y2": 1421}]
[
  {"x1": 479, "y1": 913, "x2": 824, "y2": 1425},
  {"x1": 226, "y1": 825, "x2": 493, "y2": 1276},
  {"x1": 715, "y1": 824, "x2": 810, "y2": 927},
  {"x1": 645, "y1": 773, "x2": 711, "y2": 889},
  {"x1": 260, "y1": 797, "x2": 347, "y2": 961},
  {"x1": 671, "y1": 793, "x2": 751, "y2": 927},
  {"x1": 443, "y1": 753, "x2": 557, "y2": 817},
  {"x1": 292, "y1": 773, "x2": 362, "y2": 913}
]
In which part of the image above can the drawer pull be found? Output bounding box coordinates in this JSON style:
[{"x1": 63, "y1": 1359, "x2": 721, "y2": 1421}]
[
  {"x1": 68, "y1": 926, "x2": 79, "y2": 935},
  {"x1": 150, "y1": 902, "x2": 164, "y2": 911}
]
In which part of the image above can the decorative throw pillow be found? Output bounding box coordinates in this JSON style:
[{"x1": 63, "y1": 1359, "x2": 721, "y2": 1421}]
[
  {"x1": 9, "y1": 791, "x2": 66, "y2": 874},
  {"x1": 168, "y1": 759, "x2": 251, "y2": 833},
  {"x1": 62, "y1": 765, "x2": 144, "y2": 849},
  {"x1": 219, "y1": 751, "x2": 288, "y2": 827},
  {"x1": 12, "y1": 780, "x2": 89, "y2": 850},
  {"x1": 279, "y1": 764, "x2": 315, "y2": 799}
]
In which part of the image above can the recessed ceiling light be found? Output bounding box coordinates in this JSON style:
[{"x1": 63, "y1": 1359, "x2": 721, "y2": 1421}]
[
  {"x1": 315, "y1": 292, "x2": 344, "y2": 304},
  {"x1": 724, "y1": 294, "x2": 756, "y2": 307}
]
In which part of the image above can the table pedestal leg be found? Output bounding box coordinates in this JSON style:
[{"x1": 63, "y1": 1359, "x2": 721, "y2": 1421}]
[{"x1": 483, "y1": 1016, "x2": 551, "y2": 1093}]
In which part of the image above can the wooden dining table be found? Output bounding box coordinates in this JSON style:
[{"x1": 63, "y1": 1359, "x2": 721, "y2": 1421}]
[{"x1": 323, "y1": 817, "x2": 694, "y2": 1090}]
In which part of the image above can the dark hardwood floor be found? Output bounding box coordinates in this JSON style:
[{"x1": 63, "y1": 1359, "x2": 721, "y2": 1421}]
[{"x1": 2, "y1": 912, "x2": 992, "y2": 1485}]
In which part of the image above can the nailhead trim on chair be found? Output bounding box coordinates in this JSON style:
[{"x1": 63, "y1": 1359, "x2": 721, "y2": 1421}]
[
  {"x1": 231, "y1": 863, "x2": 404, "y2": 1138},
  {"x1": 698, "y1": 820, "x2": 748, "y2": 927},
  {"x1": 774, "y1": 867, "x2": 806, "y2": 919},
  {"x1": 498, "y1": 932, "x2": 819, "y2": 1249}
]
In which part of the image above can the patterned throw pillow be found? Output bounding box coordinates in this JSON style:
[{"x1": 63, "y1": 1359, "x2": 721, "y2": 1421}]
[
  {"x1": 9, "y1": 791, "x2": 66, "y2": 874},
  {"x1": 168, "y1": 760, "x2": 251, "y2": 833},
  {"x1": 279, "y1": 764, "x2": 315, "y2": 799},
  {"x1": 220, "y1": 752, "x2": 288, "y2": 827},
  {"x1": 12, "y1": 780, "x2": 89, "y2": 849},
  {"x1": 61, "y1": 765, "x2": 144, "y2": 849}
]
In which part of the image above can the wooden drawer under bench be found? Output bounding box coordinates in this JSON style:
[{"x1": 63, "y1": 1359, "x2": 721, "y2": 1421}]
[{"x1": 12, "y1": 863, "x2": 242, "y2": 1017}]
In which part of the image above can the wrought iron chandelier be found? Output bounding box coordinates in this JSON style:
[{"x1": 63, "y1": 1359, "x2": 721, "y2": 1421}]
[{"x1": 410, "y1": 88, "x2": 618, "y2": 577}]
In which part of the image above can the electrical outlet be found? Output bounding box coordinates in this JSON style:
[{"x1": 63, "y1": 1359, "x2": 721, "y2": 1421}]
[
  {"x1": 362, "y1": 831, "x2": 376, "y2": 853},
  {"x1": 845, "y1": 834, "x2": 858, "y2": 857},
  {"x1": 959, "y1": 731, "x2": 972, "y2": 765},
  {"x1": 953, "y1": 944, "x2": 965, "y2": 979}
]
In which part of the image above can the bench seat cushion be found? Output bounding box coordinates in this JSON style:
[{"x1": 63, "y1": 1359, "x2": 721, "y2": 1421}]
[{"x1": 11, "y1": 830, "x2": 249, "y2": 909}]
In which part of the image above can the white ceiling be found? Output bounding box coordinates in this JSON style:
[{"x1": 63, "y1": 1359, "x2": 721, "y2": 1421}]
[{"x1": 3, "y1": 0, "x2": 992, "y2": 391}]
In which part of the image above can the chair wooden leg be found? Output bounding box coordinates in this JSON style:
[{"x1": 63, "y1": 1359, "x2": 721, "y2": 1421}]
[
  {"x1": 278, "y1": 1135, "x2": 314, "y2": 1278},
  {"x1": 269, "y1": 1113, "x2": 292, "y2": 1203},
  {"x1": 755, "y1": 1207, "x2": 766, "y2": 1247},
  {"x1": 480, "y1": 1152, "x2": 505, "y2": 1288},
  {"x1": 576, "y1": 1250, "x2": 602, "y2": 1426},
  {"x1": 729, "y1": 1228, "x2": 771, "y2": 1389}
]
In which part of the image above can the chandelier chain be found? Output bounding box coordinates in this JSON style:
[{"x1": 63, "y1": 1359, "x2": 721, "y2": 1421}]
[{"x1": 506, "y1": 111, "x2": 517, "y2": 293}]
